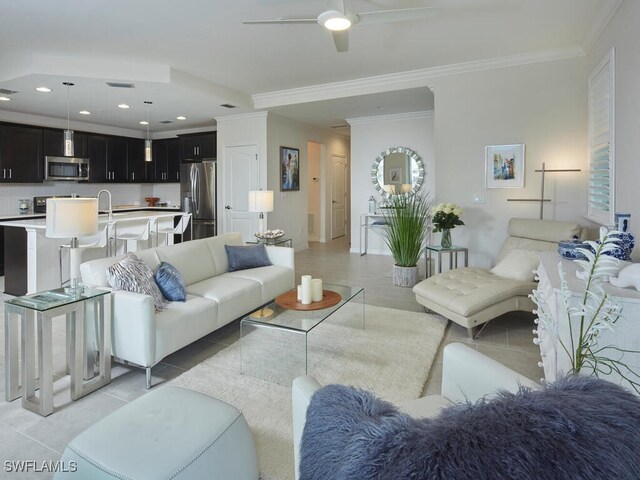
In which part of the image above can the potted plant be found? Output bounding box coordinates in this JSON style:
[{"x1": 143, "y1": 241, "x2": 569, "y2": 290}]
[
  {"x1": 431, "y1": 203, "x2": 464, "y2": 248},
  {"x1": 382, "y1": 194, "x2": 431, "y2": 287}
]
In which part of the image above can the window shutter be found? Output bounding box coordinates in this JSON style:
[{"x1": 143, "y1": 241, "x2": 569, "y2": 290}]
[{"x1": 587, "y1": 48, "x2": 615, "y2": 225}]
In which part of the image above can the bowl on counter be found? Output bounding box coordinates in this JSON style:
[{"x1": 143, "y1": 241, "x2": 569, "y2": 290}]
[
  {"x1": 558, "y1": 238, "x2": 590, "y2": 260},
  {"x1": 145, "y1": 197, "x2": 160, "y2": 207}
]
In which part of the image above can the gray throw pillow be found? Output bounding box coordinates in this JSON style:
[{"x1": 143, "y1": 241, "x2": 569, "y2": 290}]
[
  {"x1": 155, "y1": 262, "x2": 186, "y2": 302},
  {"x1": 107, "y1": 253, "x2": 168, "y2": 312},
  {"x1": 225, "y1": 244, "x2": 272, "y2": 272}
]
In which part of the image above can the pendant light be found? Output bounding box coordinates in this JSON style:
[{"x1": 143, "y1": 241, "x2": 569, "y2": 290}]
[
  {"x1": 144, "y1": 100, "x2": 152, "y2": 162},
  {"x1": 63, "y1": 82, "x2": 75, "y2": 157}
]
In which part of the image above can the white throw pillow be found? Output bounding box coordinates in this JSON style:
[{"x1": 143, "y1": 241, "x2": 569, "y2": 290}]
[{"x1": 490, "y1": 249, "x2": 540, "y2": 282}]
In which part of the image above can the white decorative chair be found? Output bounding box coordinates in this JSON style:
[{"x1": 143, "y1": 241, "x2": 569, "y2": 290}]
[
  {"x1": 156, "y1": 213, "x2": 192, "y2": 246},
  {"x1": 115, "y1": 217, "x2": 157, "y2": 253},
  {"x1": 292, "y1": 342, "x2": 539, "y2": 480},
  {"x1": 413, "y1": 218, "x2": 587, "y2": 337}
]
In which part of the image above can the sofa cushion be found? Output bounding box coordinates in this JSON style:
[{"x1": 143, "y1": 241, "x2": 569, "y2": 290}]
[
  {"x1": 507, "y1": 218, "x2": 582, "y2": 243},
  {"x1": 81, "y1": 250, "x2": 161, "y2": 288},
  {"x1": 413, "y1": 267, "x2": 535, "y2": 317},
  {"x1": 155, "y1": 238, "x2": 217, "y2": 286},
  {"x1": 226, "y1": 265, "x2": 294, "y2": 304},
  {"x1": 225, "y1": 244, "x2": 272, "y2": 272},
  {"x1": 107, "y1": 253, "x2": 168, "y2": 312},
  {"x1": 489, "y1": 249, "x2": 540, "y2": 282},
  {"x1": 155, "y1": 262, "x2": 186, "y2": 302},
  {"x1": 205, "y1": 232, "x2": 243, "y2": 273},
  {"x1": 186, "y1": 275, "x2": 262, "y2": 325},
  {"x1": 300, "y1": 376, "x2": 640, "y2": 480}
]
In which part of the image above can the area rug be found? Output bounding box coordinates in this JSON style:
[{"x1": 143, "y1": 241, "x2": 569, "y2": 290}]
[{"x1": 171, "y1": 304, "x2": 447, "y2": 480}]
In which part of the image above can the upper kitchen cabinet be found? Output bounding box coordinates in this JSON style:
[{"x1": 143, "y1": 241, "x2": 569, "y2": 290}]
[
  {"x1": 0, "y1": 125, "x2": 43, "y2": 183},
  {"x1": 153, "y1": 138, "x2": 180, "y2": 182},
  {"x1": 106, "y1": 136, "x2": 128, "y2": 182},
  {"x1": 43, "y1": 129, "x2": 87, "y2": 158},
  {"x1": 127, "y1": 138, "x2": 147, "y2": 183},
  {"x1": 179, "y1": 132, "x2": 216, "y2": 161},
  {"x1": 88, "y1": 135, "x2": 108, "y2": 182}
]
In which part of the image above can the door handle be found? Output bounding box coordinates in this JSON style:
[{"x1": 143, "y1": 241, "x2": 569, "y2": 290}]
[
  {"x1": 8, "y1": 168, "x2": 11, "y2": 179},
  {"x1": 332, "y1": 200, "x2": 337, "y2": 204},
  {"x1": 225, "y1": 205, "x2": 232, "y2": 210}
]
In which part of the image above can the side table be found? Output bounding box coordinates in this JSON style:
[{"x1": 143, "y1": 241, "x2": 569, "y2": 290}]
[
  {"x1": 4, "y1": 288, "x2": 111, "y2": 416},
  {"x1": 425, "y1": 245, "x2": 469, "y2": 278},
  {"x1": 247, "y1": 237, "x2": 293, "y2": 248}
]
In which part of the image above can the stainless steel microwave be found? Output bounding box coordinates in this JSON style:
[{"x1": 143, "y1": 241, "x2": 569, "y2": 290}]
[{"x1": 45, "y1": 156, "x2": 90, "y2": 181}]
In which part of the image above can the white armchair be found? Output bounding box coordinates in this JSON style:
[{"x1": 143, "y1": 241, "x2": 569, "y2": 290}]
[{"x1": 291, "y1": 342, "x2": 538, "y2": 480}]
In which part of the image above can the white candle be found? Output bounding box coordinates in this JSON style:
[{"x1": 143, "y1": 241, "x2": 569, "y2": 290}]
[
  {"x1": 297, "y1": 285, "x2": 302, "y2": 301},
  {"x1": 311, "y1": 279, "x2": 323, "y2": 302},
  {"x1": 301, "y1": 275, "x2": 312, "y2": 305}
]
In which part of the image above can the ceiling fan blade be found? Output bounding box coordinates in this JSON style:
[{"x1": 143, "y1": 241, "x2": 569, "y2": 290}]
[
  {"x1": 331, "y1": 30, "x2": 349, "y2": 53},
  {"x1": 357, "y1": 6, "x2": 440, "y2": 25},
  {"x1": 243, "y1": 18, "x2": 317, "y2": 25}
]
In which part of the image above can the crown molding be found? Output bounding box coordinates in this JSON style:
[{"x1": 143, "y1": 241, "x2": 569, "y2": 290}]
[
  {"x1": 346, "y1": 110, "x2": 434, "y2": 125},
  {"x1": 582, "y1": 0, "x2": 624, "y2": 53},
  {"x1": 215, "y1": 111, "x2": 269, "y2": 123},
  {"x1": 252, "y1": 46, "x2": 585, "y2": 109}
]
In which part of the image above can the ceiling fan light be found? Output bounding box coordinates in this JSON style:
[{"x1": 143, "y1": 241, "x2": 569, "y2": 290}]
[{"x1": 318, "y1": 10, "x2": 352, "y2": 31}]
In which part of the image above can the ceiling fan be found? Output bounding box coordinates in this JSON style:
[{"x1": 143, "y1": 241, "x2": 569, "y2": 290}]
[{"x1": 243, "y1": 0, "x2": 440, "y2": 53}]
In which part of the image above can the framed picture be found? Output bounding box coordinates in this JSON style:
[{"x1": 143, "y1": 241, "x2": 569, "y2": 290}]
[
  {"x1": 485, "y1": 144, "x2": 525, "y2": 188},
  {"x1": 387, "y1": 167, "x2": 403, "y2": 185},
  {"x1": 615, "y1": 213, "x2": 631, "y2": 233},
  {"x1": 280, "y1": 146, "x2": 300, "y2": 191}
]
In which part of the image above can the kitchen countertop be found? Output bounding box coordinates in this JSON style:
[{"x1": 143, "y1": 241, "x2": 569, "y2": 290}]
[
  {"x1": 0, "y1": 206, "x2": 180, "y2": 222},
  {"x1": 0, "y1": 208, "x2": 182, "y2": 229}
]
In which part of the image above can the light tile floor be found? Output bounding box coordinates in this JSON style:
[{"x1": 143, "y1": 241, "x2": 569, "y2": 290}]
[{"x1": 0, "y1": 237, "x2": 543, "y2": 476}]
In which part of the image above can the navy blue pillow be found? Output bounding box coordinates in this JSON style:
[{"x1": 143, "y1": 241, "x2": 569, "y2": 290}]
[
  {"x1": 225, "y1": 244, "x2": 272, "y2": 272},
  {"x1": 154, "y1": 262, "x2": 186, "y2": 302}
]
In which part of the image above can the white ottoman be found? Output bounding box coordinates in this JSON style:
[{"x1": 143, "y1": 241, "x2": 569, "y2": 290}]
[{"x1": 55, "y1": 386, "x2": 259, "y2": 479}]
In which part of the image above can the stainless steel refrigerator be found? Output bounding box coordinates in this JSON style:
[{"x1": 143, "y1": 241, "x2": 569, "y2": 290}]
[{"x1": 180, "y1": 161, "x2": 217, "y2": 239}]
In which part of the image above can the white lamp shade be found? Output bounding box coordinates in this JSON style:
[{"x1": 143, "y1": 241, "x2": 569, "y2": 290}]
[
  {"x1": 248, "y1": 190, "x2": 274, "y2": 213},
  {"x1": 46, "y1": 198, "x2": 99, "y2": 238}
]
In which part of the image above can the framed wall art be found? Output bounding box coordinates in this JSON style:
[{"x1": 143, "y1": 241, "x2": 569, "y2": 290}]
[
  {"x1": 485, "y1": 144, "x2": 525, "y2": 188},
  {"x1": 280, "y1": 146, "x2": 300, "y2": 191}
]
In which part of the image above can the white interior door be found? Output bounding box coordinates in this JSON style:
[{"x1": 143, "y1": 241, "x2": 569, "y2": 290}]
[
  {"x1": 223, "y1": 144, "x2": 258, "y2": 242},
  {"x1": 331, "y1": 154, "x2": 347, "y2": 239}
]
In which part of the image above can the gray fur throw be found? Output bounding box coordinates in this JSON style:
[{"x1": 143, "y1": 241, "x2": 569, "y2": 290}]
[
  {"x1": 107, "y1": 253, "x2": 168, "y2": 312},
  {"x1": 299, "y1": 376, "x2": 640, "y2": 480}
]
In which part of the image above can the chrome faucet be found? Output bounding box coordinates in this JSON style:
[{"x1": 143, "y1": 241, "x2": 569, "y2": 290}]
[{"x1": 97, "y1": 189, "x2": 113, "y2": 220}]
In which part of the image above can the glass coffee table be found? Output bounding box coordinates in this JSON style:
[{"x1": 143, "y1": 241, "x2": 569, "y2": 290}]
[{"x1": 240, "y1": 284, "x2": 364, "y2": 385}]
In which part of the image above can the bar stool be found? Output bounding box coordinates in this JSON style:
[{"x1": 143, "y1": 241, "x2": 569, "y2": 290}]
[
  {"x1": 114, "y1": 218, "x2": 157, "y2": 253},
  {"x1": 59, "y1": 226, "x2": 109, "y2": 286},
  {"x1": 156, "y1": 213, "x2": 192, "y2": 246}
]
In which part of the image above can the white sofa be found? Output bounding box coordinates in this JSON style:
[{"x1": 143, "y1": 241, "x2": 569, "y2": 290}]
[
  {"x1": 291, "y1": 342, "x2": 539, "y2": 480},
  {"x1": 80, "y1": 232, "x2": 295, "y2": 388},
  {"x1": 413, "y1": 218, "x2": 586, "y2": 337}
]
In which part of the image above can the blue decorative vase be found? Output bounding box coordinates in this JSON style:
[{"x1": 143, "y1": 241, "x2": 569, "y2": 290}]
[
  {"x1": 606, "y1": 232, "x2": 635, "y2": 261},
  {"x1": 558, "y1": 237, "x2": 590, "y2": 260}
]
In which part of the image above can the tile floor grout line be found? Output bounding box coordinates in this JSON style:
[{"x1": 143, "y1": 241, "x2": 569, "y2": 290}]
[{"x1": 5, "y1": 422, "x2": 64, "y2": 456}]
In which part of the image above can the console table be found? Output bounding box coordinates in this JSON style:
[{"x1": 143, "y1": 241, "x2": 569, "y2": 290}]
[
  {"x1": 535, "y1": 253, "x2": 640, "y2": 392},
  {"x1": 359, "y1": 213, "x2": 388, "y2": 255},
  {"x1": 4, "y1": 287, "x2": 111, "y2": 416}
]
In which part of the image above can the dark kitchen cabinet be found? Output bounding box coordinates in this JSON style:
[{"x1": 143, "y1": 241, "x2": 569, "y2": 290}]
[
  {"x1": 127, "y1": 138, "x2": 147, "y2": 182},
  {"x1": 88, "y1": 135, "x2": 108, "y2": 182},
  {"x1": 179, "y1": 132, "x2": 216, "y2": 161},
  {"x1": 153, "y1": 138, "x2": 180, "y2": 182},
  {"x1": 43, "y1": 129, "x2": 87, "y2": 158},
  {"x1": 0, "y1": 125, "x2": 43, "y2": 183},
  {"x1": 107, "y1": 136, "x2": 128, "y2": 182}
]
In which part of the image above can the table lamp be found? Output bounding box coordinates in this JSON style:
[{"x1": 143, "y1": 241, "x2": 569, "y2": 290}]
[
  {"x1": 248, "y1": 190, "x2": 274, "y2": 234},
  {"x1": 46, "y1": 197, "x2": 99, "y2": 294}
]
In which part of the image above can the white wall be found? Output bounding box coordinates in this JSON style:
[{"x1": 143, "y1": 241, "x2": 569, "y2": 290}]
[
  {"x1": 348, "y1": 111, "x2": 435, "y2": 255},
  {"x1": 588, "y1": 0, "x2": 640, "y2": 259},
  {"x1": 429, "y1": 57, "x2": 588, "y2": 267},
  {"x1": 266, "y1": 113, "x2": 350, "y2": 251},
  {"x1": 307, "y1": 141, "x2": 321, "y2": 242}
]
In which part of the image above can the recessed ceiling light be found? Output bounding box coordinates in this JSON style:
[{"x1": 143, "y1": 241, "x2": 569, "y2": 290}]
[
  {"x1": 0, "y1": 96, "x2": 10, "y2": 102},
  {"x1": 139, "y1": 120, "x2": 149, "y2": 125},
  {"x1": 176, "y1": 116, "x2": 187, "y2": 121},
  {"x1": 118, "y1": 103, "x2": 130, "y2": 109},
  {"x1": 36, "y1": 87, "x2": 52, "y2": 93},
  {"x1": 79, "y1": 110, "x2": 91, "y2": 115}
]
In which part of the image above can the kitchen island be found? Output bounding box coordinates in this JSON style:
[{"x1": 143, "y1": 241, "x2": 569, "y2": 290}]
[{"x1": 1, "y1": 209, "x2": 183, "y2": 296}]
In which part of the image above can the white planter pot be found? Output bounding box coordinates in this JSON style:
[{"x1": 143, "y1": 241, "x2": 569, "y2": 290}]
[{"x1": 393, "y1": 265, "x2": 418, "y2": 288}]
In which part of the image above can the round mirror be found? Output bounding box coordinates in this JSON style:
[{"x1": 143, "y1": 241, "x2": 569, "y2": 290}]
[{"x1": 370, "y1": 146, "x2": 425, "y2": 199}]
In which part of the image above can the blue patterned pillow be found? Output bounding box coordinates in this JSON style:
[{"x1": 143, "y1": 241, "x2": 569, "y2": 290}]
[
  {"x1": 225, "y1": 244, "x2": 272, "y2": 272},
  {"x1": 154, "y1": 262, "x2": 186, "y2": 302}
]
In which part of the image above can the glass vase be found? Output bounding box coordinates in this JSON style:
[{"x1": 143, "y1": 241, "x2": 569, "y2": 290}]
[{"x1": 441, "y1": 229, "x2": 452, "y2": 248}]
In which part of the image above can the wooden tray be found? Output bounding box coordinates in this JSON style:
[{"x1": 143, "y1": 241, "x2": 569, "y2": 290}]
[{"x1": 275, "y1": 289, "x2": 342, "y2": 311}]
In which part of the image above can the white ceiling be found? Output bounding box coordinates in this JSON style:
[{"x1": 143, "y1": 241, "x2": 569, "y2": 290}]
[{"x1": 0, "y1": 0, "x2": 621, "y2": 134}]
